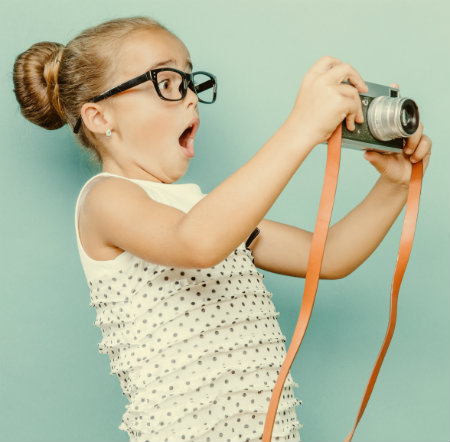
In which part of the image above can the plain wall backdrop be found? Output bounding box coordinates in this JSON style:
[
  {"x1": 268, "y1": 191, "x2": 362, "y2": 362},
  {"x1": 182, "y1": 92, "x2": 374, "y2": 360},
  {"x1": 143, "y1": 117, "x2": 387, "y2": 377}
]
[{"x1": 1, "y1": 0, "x2": 448, "y2": 441}]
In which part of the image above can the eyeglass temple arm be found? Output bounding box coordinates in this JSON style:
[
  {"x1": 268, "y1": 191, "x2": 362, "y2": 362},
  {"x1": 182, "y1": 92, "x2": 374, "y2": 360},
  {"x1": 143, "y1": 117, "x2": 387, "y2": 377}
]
[
  {"x1": 73, "y1": 72, "x2": 151, "y2": 133},
  {"x1": 91, "y1": 72, "x2": 151, "y2": 102},
  {"x1": 195, "y1": 79, "x2": 215, "y2": 94}
]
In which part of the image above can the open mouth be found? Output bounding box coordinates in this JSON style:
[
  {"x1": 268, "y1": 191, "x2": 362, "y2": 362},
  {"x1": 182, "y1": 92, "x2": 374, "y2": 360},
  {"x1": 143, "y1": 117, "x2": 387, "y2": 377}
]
[{"x1": 178, "y1": 118, "x2": 200, "y2": 158}]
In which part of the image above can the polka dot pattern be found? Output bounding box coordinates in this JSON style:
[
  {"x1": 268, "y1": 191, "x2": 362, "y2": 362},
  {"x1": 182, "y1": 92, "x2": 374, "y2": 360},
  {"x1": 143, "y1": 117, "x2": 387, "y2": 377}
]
[{"x1": 75, "y1": 173, "x2": 303, "y2": 441}]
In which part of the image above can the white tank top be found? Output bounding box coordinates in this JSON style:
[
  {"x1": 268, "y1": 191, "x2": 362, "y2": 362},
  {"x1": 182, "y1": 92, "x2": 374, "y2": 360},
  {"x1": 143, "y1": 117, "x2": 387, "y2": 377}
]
[{"x1": 74, "y1": 171, "x2": 302, "y2": 442}]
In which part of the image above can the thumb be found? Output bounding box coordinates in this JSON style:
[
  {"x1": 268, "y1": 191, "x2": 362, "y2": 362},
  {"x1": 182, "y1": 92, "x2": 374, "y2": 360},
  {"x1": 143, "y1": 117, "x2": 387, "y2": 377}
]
[{"x1": 363, "y1": 150, "x2": 388, "y2": 175}]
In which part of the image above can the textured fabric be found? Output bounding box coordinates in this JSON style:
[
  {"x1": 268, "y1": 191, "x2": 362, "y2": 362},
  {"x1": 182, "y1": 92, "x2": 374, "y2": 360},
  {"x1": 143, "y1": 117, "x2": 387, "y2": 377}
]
[{"x1": 74, "y1": 171, "x2": 303, "y2": 442}]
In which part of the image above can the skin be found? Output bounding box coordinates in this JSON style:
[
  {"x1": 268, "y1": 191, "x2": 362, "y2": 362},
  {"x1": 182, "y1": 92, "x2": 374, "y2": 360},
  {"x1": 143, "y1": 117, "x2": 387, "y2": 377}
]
[
  {"x1": 81, "y1": 28, "x2": 199, "y2": 184},
  {"x1": 78, "y1": 41, "x2": 432, "y2": 279},
  {"x1": 249, "y1": 82, "x2": 432, "y2": 278}
]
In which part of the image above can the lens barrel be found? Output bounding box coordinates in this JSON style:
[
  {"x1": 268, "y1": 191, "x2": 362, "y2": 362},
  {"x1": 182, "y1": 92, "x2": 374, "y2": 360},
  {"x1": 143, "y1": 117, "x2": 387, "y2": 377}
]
[{"x1": 367, "y1": 96, "x2": 419, "y2": 141}]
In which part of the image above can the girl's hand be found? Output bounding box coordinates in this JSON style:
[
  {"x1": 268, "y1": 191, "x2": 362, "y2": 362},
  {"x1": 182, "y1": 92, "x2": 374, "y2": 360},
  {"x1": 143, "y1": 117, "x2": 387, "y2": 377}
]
[
  {"x1": 287, "y1": 55, "x2": 368, "y2": 147},
  {"x1": 363, "y1": 83, "x2": 432, "y2": 188}
]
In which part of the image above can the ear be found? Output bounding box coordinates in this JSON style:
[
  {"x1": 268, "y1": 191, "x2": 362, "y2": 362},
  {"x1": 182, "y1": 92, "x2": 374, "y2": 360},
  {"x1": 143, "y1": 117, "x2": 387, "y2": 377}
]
[{"x1": 80, "y1": 102, "x2": 113, "y2": 135}]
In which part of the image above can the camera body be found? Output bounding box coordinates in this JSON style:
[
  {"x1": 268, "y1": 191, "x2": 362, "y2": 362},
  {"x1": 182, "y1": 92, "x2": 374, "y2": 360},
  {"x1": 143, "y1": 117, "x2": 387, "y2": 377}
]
[{"x1": 341, "y1": 81, "x2": 420, "y2": 153}]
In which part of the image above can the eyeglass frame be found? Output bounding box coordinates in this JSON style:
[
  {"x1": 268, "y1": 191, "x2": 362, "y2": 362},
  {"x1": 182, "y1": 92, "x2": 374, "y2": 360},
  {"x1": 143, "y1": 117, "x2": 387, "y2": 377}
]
[{"x1": 73, "y1": 67, "x2": 217, "y2": 134}]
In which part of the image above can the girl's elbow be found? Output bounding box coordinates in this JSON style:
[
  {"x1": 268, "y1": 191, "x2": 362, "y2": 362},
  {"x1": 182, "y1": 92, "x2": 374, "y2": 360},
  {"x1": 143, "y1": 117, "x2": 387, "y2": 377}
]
[
  {"x1": 192, "y1": 239, "x2": 225, "y2": 269},
  {"x1": 320, "y1": 271, "x2": 344, "y2": 280},
  {"x1": 320, "y1": 264, "x2": 350, "y2": 280}
]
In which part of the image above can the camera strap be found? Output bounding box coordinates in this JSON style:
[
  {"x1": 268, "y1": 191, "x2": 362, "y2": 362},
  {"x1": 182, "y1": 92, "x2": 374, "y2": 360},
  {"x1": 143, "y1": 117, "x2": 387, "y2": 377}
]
[{"x1": 262, "y1": 123, "x2": 424, "y2": 442}]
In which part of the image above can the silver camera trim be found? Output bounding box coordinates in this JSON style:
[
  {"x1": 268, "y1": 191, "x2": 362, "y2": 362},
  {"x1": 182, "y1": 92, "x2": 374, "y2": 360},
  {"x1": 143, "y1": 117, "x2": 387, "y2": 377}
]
[
  {"x1": 338, "y1": 81, "x2": 419, "y2": 153},
  {"x1": 341, "y1": 138, "x2": 403, "y2": 153}
]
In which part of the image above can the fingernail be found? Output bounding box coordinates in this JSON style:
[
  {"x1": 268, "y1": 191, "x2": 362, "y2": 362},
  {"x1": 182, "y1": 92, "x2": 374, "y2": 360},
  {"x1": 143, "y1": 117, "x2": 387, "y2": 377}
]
[
  {"x1": 405, "y1": 148, "x2": 412, "y2": 154},
  {"x1": 411, "y1": 157, "x2": 417, "y2": 163}
]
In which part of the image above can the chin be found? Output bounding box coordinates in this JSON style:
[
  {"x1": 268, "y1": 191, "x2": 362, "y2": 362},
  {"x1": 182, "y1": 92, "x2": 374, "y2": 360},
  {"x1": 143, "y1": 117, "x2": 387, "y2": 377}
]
[{"x1": 168, "y1": 163, "x2": 189, "y2": 183}]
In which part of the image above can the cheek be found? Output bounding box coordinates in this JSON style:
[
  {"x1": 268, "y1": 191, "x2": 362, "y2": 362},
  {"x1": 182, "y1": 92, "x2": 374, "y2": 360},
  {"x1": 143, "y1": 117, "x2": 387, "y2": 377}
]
[{"x1": 115, "y1": 97, "x2": 175, "y2": 146}]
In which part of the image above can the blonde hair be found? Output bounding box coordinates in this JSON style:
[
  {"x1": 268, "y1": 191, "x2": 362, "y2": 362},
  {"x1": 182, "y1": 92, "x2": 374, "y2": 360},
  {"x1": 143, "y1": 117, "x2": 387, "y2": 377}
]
[{"x1": 13, "y1": 16, "x2": 171, "y2": 165}]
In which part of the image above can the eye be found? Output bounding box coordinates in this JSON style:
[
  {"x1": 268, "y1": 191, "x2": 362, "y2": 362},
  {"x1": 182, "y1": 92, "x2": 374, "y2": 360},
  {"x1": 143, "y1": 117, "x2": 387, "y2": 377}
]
[{"x1": 158, "y1": 79, "x2": 170, "y2": 90}]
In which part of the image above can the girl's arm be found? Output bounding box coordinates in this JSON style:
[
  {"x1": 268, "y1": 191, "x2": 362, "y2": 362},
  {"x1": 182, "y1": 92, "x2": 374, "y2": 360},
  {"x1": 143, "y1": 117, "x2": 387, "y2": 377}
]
[
  {"x1": 179, "y1": 58, "x2": 368, "y2": 266},
  {"x1": 248, "y1": 122, "x2": 431, "y2": 279},
  {"x1": 84, "y1": 57, "x2": 368, "y2": 269},
  {"x1": 248, "y1": 177, "x2": 408, "y2": 279}
]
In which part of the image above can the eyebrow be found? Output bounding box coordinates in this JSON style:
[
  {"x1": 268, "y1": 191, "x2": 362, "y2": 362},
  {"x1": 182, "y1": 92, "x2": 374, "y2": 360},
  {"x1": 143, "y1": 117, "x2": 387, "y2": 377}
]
[{"x1": 149, "y1": 58, "x2": 193, "y2": 71}]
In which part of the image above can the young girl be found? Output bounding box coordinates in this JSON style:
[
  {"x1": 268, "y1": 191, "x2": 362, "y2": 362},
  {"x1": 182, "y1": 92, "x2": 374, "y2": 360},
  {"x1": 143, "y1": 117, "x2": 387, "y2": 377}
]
[{"x1": 12, "y1": 16, "x2": 431, "y2": 442}]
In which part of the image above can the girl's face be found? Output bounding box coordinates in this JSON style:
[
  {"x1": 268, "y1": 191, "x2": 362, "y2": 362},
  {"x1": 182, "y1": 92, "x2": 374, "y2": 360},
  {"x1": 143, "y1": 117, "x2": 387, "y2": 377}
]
[{"x1": 101, "y1": 29, "x2": 200, "y2": 183}]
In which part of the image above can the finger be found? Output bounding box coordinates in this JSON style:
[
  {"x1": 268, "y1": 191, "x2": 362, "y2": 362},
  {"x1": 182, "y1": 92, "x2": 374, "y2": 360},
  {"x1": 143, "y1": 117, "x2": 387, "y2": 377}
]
[
  {"x1": 326, "y1": 62, "x2": 368, "y2": 93},
  {"x1": 409, "y1": 134, "x2": 432, "y2": 163},
  {"x1": 345, "y1": 114, "x2": 356, "y2": 132},
  {"x1": 338, "y1": 83, "x2": 364, "y2": 124},
  {"x1": 338, "y1": 94, "x2": 361, "y2": 131},
  {"x1": 404, "y1": 121, "x2": 423, "y2": 154},
  {"x1": 390, "y1": 83, "x2": 400, "y2": 89},
  {"x1": 309, "y1": 55, "x2": 343, "y2": 75}
]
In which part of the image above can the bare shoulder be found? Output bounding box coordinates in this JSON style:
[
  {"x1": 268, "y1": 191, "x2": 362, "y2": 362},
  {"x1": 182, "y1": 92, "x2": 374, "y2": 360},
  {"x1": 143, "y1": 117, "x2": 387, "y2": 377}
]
[
  {"x1": 78, "y1": 177, "x2": 208, "y2": 268},
  {"x1": 83, "y1": 176, "x2": 150, "y2": 212},
  {"x1": 78, "y1": 177, "x2": 144, "y2": 260}
]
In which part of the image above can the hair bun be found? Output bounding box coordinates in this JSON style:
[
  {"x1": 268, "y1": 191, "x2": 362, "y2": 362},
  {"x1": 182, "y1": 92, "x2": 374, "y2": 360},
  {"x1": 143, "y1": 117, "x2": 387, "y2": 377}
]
[{"x1": 13, "y1": 41, "x2": 66, "y2": 130}]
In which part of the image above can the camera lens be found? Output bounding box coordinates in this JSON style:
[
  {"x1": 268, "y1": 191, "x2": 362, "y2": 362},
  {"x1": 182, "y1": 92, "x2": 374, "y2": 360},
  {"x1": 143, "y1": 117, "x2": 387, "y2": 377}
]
[
  {"x1": 400, "y1": 100, "x2": 419, "y2": 135},
  {"x1": 367, "y1": 96, "x2": 420, "y2": 141}
]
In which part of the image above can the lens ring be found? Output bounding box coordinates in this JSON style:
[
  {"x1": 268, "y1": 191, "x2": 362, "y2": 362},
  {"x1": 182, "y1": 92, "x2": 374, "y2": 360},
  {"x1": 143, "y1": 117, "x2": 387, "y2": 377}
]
[
  {"x1": 367, "y1": 96, "x2": 420, "y2": 141},
  {"x1": 400, "y1": 99, "x2": 419, "y2": 135}
]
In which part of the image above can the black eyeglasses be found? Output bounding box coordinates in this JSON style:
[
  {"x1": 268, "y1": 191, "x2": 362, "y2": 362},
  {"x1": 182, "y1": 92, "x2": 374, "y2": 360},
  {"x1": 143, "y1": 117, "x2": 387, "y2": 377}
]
[{"x1": 73, "y1": 67, "x2": 217, "y2": 133}]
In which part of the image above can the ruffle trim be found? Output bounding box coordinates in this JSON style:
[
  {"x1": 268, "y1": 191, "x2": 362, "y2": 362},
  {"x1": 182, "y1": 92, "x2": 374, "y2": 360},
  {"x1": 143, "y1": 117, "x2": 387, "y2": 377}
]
[
  {"x1": 88, "y1": 243, "x2": 265, "y2": 309},
  {"x1": 92, "y1": 279, "x2": 270, "y2": 328},
  {"x1": 98, "y1": 302, "x2": 280, "y2": 354},
  {"x1": 120, "y1": 415, "x2": 303, "y2": 442},
  {"x1": 121, "y1": 353, "x2": 299, "y2": 403},
  {"x1": 119, "y1": 388, "x2": 302, "y2": 441},
  {"x1": 118, "y1": 363, "x2": 300, "y2": 428},
  {"x1": 92, "y1": 289, "x2": 270, "y2": 336}
]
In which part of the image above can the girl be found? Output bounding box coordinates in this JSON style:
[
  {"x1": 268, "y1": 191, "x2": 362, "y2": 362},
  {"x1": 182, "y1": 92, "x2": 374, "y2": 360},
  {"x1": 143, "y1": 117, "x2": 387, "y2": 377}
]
[{"x1": 12, "y1": 16, "x2": 431, "y2": 442}]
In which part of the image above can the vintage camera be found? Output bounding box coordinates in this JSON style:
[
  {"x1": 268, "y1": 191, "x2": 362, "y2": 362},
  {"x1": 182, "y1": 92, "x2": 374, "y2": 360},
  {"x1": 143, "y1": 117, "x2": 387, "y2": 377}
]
[{"x1": 341, "y1": 81, "x2": 420, "y2": 153}]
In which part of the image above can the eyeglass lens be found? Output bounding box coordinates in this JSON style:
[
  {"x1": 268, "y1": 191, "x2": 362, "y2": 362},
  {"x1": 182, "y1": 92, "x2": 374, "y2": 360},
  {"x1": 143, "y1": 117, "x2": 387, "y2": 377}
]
[
  {"x1": 156, "y1": 71, "x2": 215, "y2": 103},
  {"x1": 192, "y1": 73, "x2": 215, "y2": 103}
]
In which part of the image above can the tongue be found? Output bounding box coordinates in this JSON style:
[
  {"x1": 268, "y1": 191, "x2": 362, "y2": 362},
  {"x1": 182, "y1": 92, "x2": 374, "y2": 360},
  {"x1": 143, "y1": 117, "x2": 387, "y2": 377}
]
[{"x1": 182, "y1": 136, "x2": 195, "y2": 158}]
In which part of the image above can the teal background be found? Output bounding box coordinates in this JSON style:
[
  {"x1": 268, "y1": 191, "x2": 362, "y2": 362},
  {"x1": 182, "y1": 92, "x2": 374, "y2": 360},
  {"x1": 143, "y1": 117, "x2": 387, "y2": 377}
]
[{"x1": 1, "y1": 0, "x2": 448, "y2": 441}]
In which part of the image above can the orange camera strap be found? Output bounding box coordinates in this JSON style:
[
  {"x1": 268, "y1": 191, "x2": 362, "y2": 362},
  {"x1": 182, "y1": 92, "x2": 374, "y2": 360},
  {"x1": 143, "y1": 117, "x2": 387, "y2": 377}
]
[{"x1": 262, "y1": 124, "x2": 423, "y2": 442}]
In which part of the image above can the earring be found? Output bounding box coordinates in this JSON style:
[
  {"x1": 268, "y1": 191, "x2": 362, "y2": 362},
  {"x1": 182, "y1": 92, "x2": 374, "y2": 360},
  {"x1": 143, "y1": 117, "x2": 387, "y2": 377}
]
[{"x1": 106, "y1": 129, "x2": 112, "y2": 137}]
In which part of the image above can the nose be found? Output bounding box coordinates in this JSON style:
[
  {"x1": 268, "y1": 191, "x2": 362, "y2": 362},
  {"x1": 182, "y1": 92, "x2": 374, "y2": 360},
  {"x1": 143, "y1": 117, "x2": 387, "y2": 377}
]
[{"x1": 185, "y1": 80, "x2": 199, "y2": 108}]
